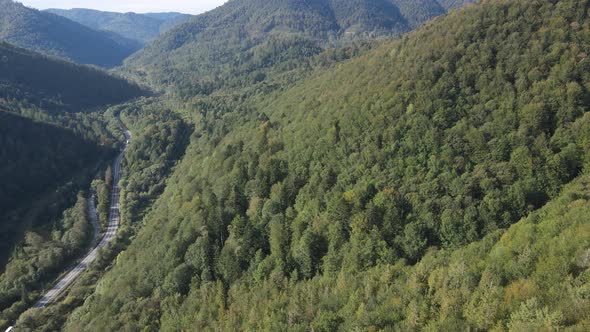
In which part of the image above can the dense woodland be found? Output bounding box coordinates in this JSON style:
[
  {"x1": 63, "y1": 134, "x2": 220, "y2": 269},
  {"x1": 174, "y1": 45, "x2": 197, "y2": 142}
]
[
  {"x1": 122, "y1": 0, "x2": 471, "y2": 95},
  {"x1": 0, "y1": 110, "x2": 112, "y2": 264},
  {"x1": 0, "y1": 39, "x2": 144, "y2": 269},
  {"x1": 111, "y1": 100, "x2": 192, "y2": 226},
  {"x1": 7, "y1": 103, "x2": 189, "y2": 331},
  {"x1": 0, "y1": 98, "x2": 124, "y2": 328},
  {"x1": 0, "y1": 192, "x2": 94, "y2": 327},
  {"x1": 0, "y1": 0, "x2": 588, "y2": 330},
  {"x1": 0, "y1": 21, "x2": 149, "y2": 327},
  {"x1": 52, "y1": 0, "x2": 590, "y2": 330},
  {"x1": 0, "y1": 42, "x2": 146, "y2": 112}
]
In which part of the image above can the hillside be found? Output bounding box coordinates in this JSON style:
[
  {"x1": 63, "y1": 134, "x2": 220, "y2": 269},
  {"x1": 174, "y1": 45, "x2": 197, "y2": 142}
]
[
  {"x1": 0, "y1": 39, "x2": 144, "y2": 325},
  {"x1": 122, "y1": 0, "x2": 471, "y2": 95},
  {"x1": 45, "y1": 9, "x2": 192, "y2": 45},
  {"x1": 60, "y1": 0, "x2": 590, "y2": 330},
  {"x1": 0, "y1": 0, "x2": 139, "y2": 67},
  {"x1": 0, "y1": 39, "x2": 143, "y2": 269},
  {"x1": 0, "y1": 111, "x2": 112, "y2": 265},
  {"x1": 0, "y1": 42, "x2": 146, "y2": 112}
]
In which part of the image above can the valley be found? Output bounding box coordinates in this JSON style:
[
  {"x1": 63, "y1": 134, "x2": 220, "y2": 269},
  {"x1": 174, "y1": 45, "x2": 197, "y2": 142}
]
[
  {"x1": 1, "y1": 0, "x2": 589, "y2": 331},
  {"x1": 32, "y1": 122, "x2": 130, "y2": 311}
]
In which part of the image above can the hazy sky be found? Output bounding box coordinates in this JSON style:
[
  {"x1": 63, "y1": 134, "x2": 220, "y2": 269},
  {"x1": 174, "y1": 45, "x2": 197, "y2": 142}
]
[{"x1": 19, "y1": 0, "x2": 227, "y2": 14}]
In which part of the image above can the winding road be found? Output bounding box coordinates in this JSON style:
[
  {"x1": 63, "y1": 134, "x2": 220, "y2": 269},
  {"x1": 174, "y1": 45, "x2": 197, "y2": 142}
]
[{"x1": 32, "y1": 126, "x2": 131, "y2": 309}]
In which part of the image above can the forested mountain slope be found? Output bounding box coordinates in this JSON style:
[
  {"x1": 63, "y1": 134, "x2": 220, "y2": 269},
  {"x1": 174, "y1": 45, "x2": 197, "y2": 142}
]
[
  {"x1": 122, "y1": 0, "x2": 471, "y2": 95},
  {"x1": 45, "y1": 9, "x2": 191, "y2": 45},
  {"x1": 8, "y1": 100, "x2": 193, "y2": 331},
  {"x1": 0, "y1": 40, "x2": 143, "y2": 269},
  {"x1": 0, "y1": 42, "x2": 146, "y2": 112},
  {"x1": 0, "y1": 0, "x2": 139, "y2": 67},
  {"x1": 64, "y1": 0, "x2": 590, "y2": 330},
  {"x1": 0, "y1": 111, "x2": 111, "y2": 265}
]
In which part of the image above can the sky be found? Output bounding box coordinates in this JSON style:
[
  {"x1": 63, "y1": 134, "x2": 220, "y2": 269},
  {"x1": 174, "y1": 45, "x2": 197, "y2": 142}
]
[{"x1": 19, "y1": 0, "x2": 227, "y2": 14}]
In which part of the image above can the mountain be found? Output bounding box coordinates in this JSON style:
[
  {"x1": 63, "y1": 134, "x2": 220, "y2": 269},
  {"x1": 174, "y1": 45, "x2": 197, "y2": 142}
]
[
  {"x1": 0, "y1": 42, "x2": 146, "y2": 111},
  {"x1": 45, "y1": 9, "x2": 192, "y2": 45},
  {"x1": 58, "y1": 0, "x2": 590, "y2": 331},
  {"x1": 122, "y1": 0, "x2": 470, "y2": 94},
  {"x1": 0, "y1": 0, "x2": 140, "y2": 67}
]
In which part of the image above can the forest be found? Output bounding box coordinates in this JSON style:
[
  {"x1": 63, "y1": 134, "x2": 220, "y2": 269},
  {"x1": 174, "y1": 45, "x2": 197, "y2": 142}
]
[
  {"x1": 121, "y1": 0, "x2": 471, "y2": 96},
  {"x1": 0, "y1": 191, "x2": 94, "y2": 327},
  {"x1": 13, "y1": 101, "x2": 192, "y2": 331},
  {"x1": 0, "y1": 20, "x2": 149, "y2": 327},
  {"x1": 0, "y1": 38, "x2": 144, "y2": 268},
  {"x1": 0, "y1": 0, "x2": 588, "y2": 330},
  {"x1": 0, "y1": 42, "x2": 146, "y2": 112},
  {"x1": 0, "y1": 110, "x2": 112, "y2": 265},
  {"x1": 54, "y1": 0, "x2": 590, "y2": 330}
]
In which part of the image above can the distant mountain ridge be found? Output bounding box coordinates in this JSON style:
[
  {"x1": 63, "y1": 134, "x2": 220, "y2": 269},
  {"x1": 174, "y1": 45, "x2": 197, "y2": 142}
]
[
  {"x1": 143, "y1": 12, "x2": 190, "y2": 21},
  {"x1": 45, "y1": 8, "x2": 192, "y2": 45},
  {"x1": 123, "y1": 0, "x2": 476, "y2": 94},
  {"x1": 437, "y1": 0, "x2": 476, "y2": 10},
  {"x1": 0, "y1": 0, "x2": 140, "y2": 67}
]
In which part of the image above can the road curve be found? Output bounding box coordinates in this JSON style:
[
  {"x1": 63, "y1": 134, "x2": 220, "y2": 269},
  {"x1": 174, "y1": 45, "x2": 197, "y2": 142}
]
[{"x1": 32, "y1": 125, "x2": 131, "y2": 309}]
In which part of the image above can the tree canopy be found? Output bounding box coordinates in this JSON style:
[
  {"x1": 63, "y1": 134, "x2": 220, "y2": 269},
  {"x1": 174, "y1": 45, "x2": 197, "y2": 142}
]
[{"x1": 61, "y1": 0, "x2": 590, "y2": 330}]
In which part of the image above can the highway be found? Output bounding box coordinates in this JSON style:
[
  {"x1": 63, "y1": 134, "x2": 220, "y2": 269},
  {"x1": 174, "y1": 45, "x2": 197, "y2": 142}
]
[{"x1": 31, "y1": 125, "x2": 131, "y2": 309}]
